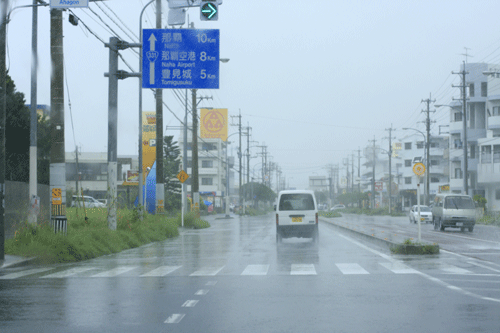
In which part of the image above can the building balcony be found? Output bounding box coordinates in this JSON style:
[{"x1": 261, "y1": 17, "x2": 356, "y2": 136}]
[
  {"x1": 450, "y1": 178, "x2": 463, "y2": 189},
  {"x1": 199, "y1": 168, "x2": 219, "y2": 175},
  {"x1": 450, "y1": 121, "x2": 463, "y2": 134},
  {"x1": 478, "y1": 162, "x2": 500, "y2": 183},
  {"x1": 488, "y1": 116, "x2": 500, "y2": 130},
  {"x1": 467, "y1": 128, "x2": 487, "y2": 142}
]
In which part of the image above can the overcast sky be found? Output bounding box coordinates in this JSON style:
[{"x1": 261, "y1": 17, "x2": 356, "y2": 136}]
[{"x1": 7, "y1": 0, "x2": 500, "y2": 189}]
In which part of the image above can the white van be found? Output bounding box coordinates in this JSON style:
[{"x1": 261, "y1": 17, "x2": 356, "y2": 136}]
[
  {"x1": 432, "y1": 194, "x2": 476, "y2": 232},
  {"x1": 275, "y1": 190, "x2": 318, "y2": 243},
  {"x1": 71, "y1": 196, "x2": 106, "y2": 208}
]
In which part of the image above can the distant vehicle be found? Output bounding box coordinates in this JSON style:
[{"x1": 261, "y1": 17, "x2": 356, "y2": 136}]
[
  {"x1": 71, "y1": 195, "x2": 106, "y2": 208},
  {"x1": 317, "y1": 204, "x2": 327, "y2": 211},
  {"x1": 275, "y1": 190, "x2": 318, "y2": 243},
  {"x1": 330, "y1": 204, "x2": 345, "y2": 211},
  {"x1": 229, "y1": 203, "x2": 235, "y2": 212},
  {"x1": 409, "y1": 205, "x2": 432, "y2": 224},
  {"x1": 432, "y1": 194, "x2": 476, "y2": 232}
]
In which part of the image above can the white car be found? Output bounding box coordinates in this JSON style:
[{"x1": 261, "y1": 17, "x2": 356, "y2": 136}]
[
  {"x1": 330, "y1": 204, "x2": 346, "y2": 211},
  {"x1": 275, "y1": 190, "x2": 318, "y2": 243},
  {"x1": 71, "y1": 195, "x2": 106, "y2": 208},
  {"x1": 409, "y1": 205, "x2": 432, "y2": 224}
]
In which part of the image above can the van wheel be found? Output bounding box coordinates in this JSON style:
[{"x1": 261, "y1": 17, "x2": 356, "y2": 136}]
[{"x1": 469, "y1": 226, "x2": 474, "y2": 232}]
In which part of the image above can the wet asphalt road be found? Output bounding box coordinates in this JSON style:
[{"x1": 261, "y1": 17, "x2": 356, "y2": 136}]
[{"x1": 1, "y1": 213, "x2": 500, "y2": 332}]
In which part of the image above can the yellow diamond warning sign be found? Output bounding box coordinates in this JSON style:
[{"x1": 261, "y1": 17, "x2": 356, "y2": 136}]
[{"x1": 177, "y1": 170, "x2": 189, "y2": 183}]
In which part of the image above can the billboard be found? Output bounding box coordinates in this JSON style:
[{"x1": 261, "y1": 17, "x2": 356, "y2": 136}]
[
  {"x1": 142, "y1": 112, "x2": 157, "y2": 180},
  {"x1": 200, "y1": 108, "x2": 227, "y2": 141}
]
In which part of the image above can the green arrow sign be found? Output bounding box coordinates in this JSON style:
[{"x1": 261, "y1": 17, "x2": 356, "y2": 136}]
[{"x1": 201, "y1": 3, "x2": 217, "y2": 20}]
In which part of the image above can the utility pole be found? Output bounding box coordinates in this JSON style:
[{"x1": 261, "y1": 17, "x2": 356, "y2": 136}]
[
  {"x1": 0, "y1": 0, "x2": 9, "y2": 260},
  {"x1": 357, "y1": 148, "x2": 361, "y2": 194},
  {"x1": 385, "y1": 125, "x2": 395, "y2": 214},
  {"x1": 230, "y1": 111, "x2": 243, "y2": 210},
  {"x1": 50, "y1": 8, "x2": 66, "y2": 224},
  {"x1": 422, "y1": 94, "x2": 435, "y2": 204},
  {"x1": 191, "y1": 89, "x2": 199, "y2": 214},
  {"x1": 29, "y1": 0, "x2": 38, "y2": 225},
  {"x1": 245, "y1": 124, "x2": 251, "y2": 185},
  {"x1": 369, "y1": 137, "x2": 377, "y2": 209},
  {"x1": 155, "y1": 0, "x2": 164, "y2": 214},
  {"x1": 452, "y1": 62, "x2": 469, "y2": 195}
]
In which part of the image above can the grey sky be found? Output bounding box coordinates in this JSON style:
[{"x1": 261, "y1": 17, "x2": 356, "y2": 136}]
[{"x1": 7, "y1": 0, "x2": 500, "y2": 189}]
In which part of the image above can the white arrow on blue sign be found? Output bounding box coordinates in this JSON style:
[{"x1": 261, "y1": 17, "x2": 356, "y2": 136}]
[{"x1": 142, "y1": 29, "x2": 219, "y2": 90}]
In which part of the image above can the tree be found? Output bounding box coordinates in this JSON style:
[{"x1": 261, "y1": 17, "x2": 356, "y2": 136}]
[
  {"x1": 4, "y1": 73, "x2": 50, "y2": 184},
  {"x1": 241, "y1": 182, "x2": 276, "y2": 206},
  {"x1": 163, "y1": 135, "x2": 181, "y2": 210}
]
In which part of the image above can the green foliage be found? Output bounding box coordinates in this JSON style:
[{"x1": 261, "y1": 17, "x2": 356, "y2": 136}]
[
  {"x1": 314, "y1": 190, "x2": 328, "y2": 204},
  {"x1": 318, "y1": 211, "x2": 342, "y2": 218},
  {"x1": 342, "y1": 206, "x2": 405, "y2": 216},
  {"x1": 391, "y1": 241, "x2": 439, "y2": 255},
  {"x1": 473, "y1": 195, "x2": 487, "y2": 209},
  {"x1": 175, "y1": 212, "x2": 211, "y2": 229},
  {"x1": 5, "y1": 208, "x2": 179, "y2": 263},
  {"x1": 477, "y1": 213, "x2": 500, "y2": 226},
  {"x1": 241, "y1": 182, "x2": 276, "y2": 203},
  {"x1": 336, "y1": 192, "x2": 369, "y2": 207},
  {"x1": 163, "y1": 135, "x2": 182, "y2": 211}
]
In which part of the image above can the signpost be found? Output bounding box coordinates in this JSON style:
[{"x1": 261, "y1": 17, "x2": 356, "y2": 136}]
[
  {"x1": 142, "y1": 29, "x2": 219, "y2": 89},
  {"x1": 413, "y1": 162, "x2": 426, "y2": 243},
  {"x1": 177, "y1": 170, "x2": 189, "y2": 227},
  {"x1": 50, "y1": 0, "x2": 89, "y2": 8}
]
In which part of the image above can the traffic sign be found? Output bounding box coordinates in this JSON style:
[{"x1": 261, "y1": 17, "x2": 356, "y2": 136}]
[
  {"x1": 52, "y1": 188, "x2": 62, "y2": 205},
  {"x1": 413, "y1": 163, "x2": 426, "y2": 176},
  {"x1": 201, "y1": 1, "x2": 218, "y2": 21},
  {"x1": 142, "y1": 29, "x2": 219, "y2": 89},
  {"x1": 177, "y1": 170, "x2": 189, "y2": 183}
]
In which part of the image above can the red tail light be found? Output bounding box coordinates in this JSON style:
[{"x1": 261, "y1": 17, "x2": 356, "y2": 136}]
[
  {"x1": 315, "y1": 213, "x2": 318, "y2": 224},
  {"x1": 276, "y1": 214, "x2": 279, "y2": 225}
]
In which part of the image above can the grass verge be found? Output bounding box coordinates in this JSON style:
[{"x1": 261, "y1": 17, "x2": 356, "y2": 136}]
[
  {"x1": 390, "y1": 238, "x2": 439, "y2": 255},
  {"x1": 5, "y1": 208, "x2": 210, "y2": 264},
  {"x1": 342, "y1": 207, "x2": 406, "y2": 217},
  {"x1": 319, "y1": 211, "x2": 342, "y2": 218}
]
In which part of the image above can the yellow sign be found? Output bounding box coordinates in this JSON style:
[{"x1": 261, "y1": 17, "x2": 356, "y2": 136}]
[
  {"x1": 177, "y1": 170, "x2": 189, "y2": 183},
  {"x1": 200, "y1": 108, "x2": 228, "y2": 141},
  {"x1": 52, "y1": 188, "x2": 62, "y2": 205},
  {"x1": 142, "y1": 112, "x2": 156, "y2": 180},
  {"x1": 413, "y1": 162, "x2": 426, "y2": 176}
]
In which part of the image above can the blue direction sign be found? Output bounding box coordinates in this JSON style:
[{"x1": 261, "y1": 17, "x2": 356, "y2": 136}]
[{"x1": 142, "y1": 29, "x2": 219, "y2": 89}]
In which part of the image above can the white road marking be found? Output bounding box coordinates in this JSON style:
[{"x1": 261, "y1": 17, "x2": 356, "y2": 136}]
[
  {"x1": 182, "y1": 300, "x2": 199, "y2": 307},
  {"x1": 290, "y1": 264, "x2": 316, "y2": 275},
  {"x1": 164, "y1": 314, "x2": 185, "y2": 324},
  {"x1": 0, "y1": 268, "x2": 53, "y2": 279},
  {"x1": 337, "y1": 233, "x2": 500, "y2": 304},
  {"x1": 438, "y1": 264, "x2": 472, "y2": 275},
  {"x1": 139, "y1": 265, "x2": 181, "y2": 277},
  {"x1": 241, "y1": 264, "x2": 269, "y2": 276},
  {"x1": 41, "y1": 267, "x2": 95, "y2": 278},
  {"x1": 195, "y1": 289, "x2": 209, "y2": 295},
  {"x1": 189, "y1": 266, "x2": 225, "y2": 276},
  {"x1": 335, "y1": 263, "x2": 369, "y2": 275},
  {"x1": 379, "y1": 262, "x2": 418, "y2": 274},
  {"x1": 205, "y1": 281, "x2": 217, "y2": 286},
  {"x1": 90, "y1": 266, "x2": 138, "y2": 277}
]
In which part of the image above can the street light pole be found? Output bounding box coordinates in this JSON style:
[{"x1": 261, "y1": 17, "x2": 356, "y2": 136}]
[{"x1": 403, "y1": 127, "x2": 427, "y2": 204}]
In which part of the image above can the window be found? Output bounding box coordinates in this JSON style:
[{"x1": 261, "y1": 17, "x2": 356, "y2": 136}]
[
  {"x1": 201, "y1": 160, "x2": 213, "y2": 168},
  {"x1": 404, "y1": 142, "x2": 412, "y2": 150},
  {"x1": 469, "y1": 83, "x2": 474, "y2": 97},
  {"x1": 454, "y1": 139, "x2": 462, "y2": 149},
  {"x1": 201, "y1": 178, "x2": 213, "y2": 185},
  {"x1": 493, "y1": 106, "x2": 500, "y2": 116},
  {"x1": 430, "y1": 142, "x2": 438, "y2": 148},
  {"x1": 494, "y1": 145, "x2": 500, "y2": 163},
  {"x1": 431, "y1": 177, "x2": 439, "y2": 183},
  {"x1": 454, "y1": 112, "x2": 463, "y2": 122},
  {"x1": 405, "y1": 159, "x2": 412, "y2": 167},
  {"x1": 481, "y1": 145, "x2": 492, "y2": 164},
  {"x1": 496, "y1": 189, "x2": 500, "y2": 200},
  {"x1": 470, "y1": 144, "x2": 476, "y2": 159},
  {"x1": 431, "y1": 160, "x2": 439, "y2": 166},
  {"x1": 201, "y1": 143, "x2": 217, "y2": 151},
  {"x1": 416, "y1": 141, "x2": 424, "y2": 149},
  {"x1": 454, "y1": 168, "x2": 462, "y2": 179},
  {"x1": 419, "y1": 177, "x2": 424, "y2": 184},
  {"x1": 404, "y1": 177, "x2": 412, "y2": 184},
  {"x1": 482, "y1": 82, "x2": 487, "y2": 97},
  {"x1": 469, "y1": 104, "x2": 475, "y2": 128}
]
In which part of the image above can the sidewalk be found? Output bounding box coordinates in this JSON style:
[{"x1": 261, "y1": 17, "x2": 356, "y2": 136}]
[{"x1": 0, "y1": 255, "x2": 38, "y2": 269}]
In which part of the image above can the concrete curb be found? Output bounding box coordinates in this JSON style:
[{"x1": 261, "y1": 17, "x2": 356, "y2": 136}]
[
  {"x1": 0, "y1": 256, "x2": 39, "y2": 270},
  {"x1": 319, "y1": 217, "x2": 439, "y2": 254}
]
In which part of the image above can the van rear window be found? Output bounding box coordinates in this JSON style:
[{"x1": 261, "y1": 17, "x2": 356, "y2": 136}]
[
  {"x1": 279, "y1": 194, "x2": 315, "y2": 211},
  {"x1": 444, "y1": 196, "x2": 475, "y2": 209}
]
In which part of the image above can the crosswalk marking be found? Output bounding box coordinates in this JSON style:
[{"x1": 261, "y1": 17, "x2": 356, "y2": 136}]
[
  {"x1": 140, "y1": 265, "x2": 181, "y2": 277},
  {"x1": 164, "y1": 314, "x2": 185, "y2": 324},
  {"x1": 0, "y1": 268, "x2": 53, "y2": 279},
  {"x1": 189, "y1": 266, "x2": 225, "y2": 276},
  {"x1": 41, "y1": 267, "x2": 96, "y2": 278},
  {"x1": 379, "y1": 262, "x2": 418, "y2": 274},
  {"x1": 438, "y1": 264, "x2": 472, "y2": 275},
  {"x1": 290, "y1": 264, "x2": 316, "y2": 275},
  {"x1": 182, "y1": 300, "x2": 199, "y2": 307},
  {"x1": 90, "y1": 266, "x2": 138, "y2": 277},
  {"x1": 336, "y1": 263, "x2": 369, "y2": 275},
  {"x1": 241, "y1": 265, "x2": 269, "y2": 276}
]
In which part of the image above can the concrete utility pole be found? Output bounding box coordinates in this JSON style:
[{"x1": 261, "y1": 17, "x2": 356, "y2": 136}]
[
  {"x1": 357, "y1": 148, "x2": 361, "y2": 194},
  {"x1": 422, "y1": 94, "x2": 435, "y2": 204},
  {"x1": 155, "y1": 0, "x2": 164, "y2": 214},
  {"x1": 386, "y1": 125, "x2": 395, "y2": 214},
  {"x1": 0, "y1": 0, "x2": 9, "y2": 260},
  {"x1": 191, "y1": 89, "x2": 199, "y2": 214},
  {"x1": 230, "y1": 112, "x2": 243, "y2": 209},
  {"x1": 50, "y1": 8, "x2": 66, "y2": 222},
  {"x1": 257, "y1": 145, "x2": 266, "y2": 184},
  {"x1": 452, "y1": 62, "x2": 469, "y2": 195},
  {"x1": 28, "y1": 0, "x2": 38, "y2": 225},
  {"x1": 369, "y1": 137, "x2": 377, "y2": 209}
]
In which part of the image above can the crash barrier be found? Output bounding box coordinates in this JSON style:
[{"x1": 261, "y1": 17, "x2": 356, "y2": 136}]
[{"x1": 51, "y1": 216, "x2": 67, "y2": 236}]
